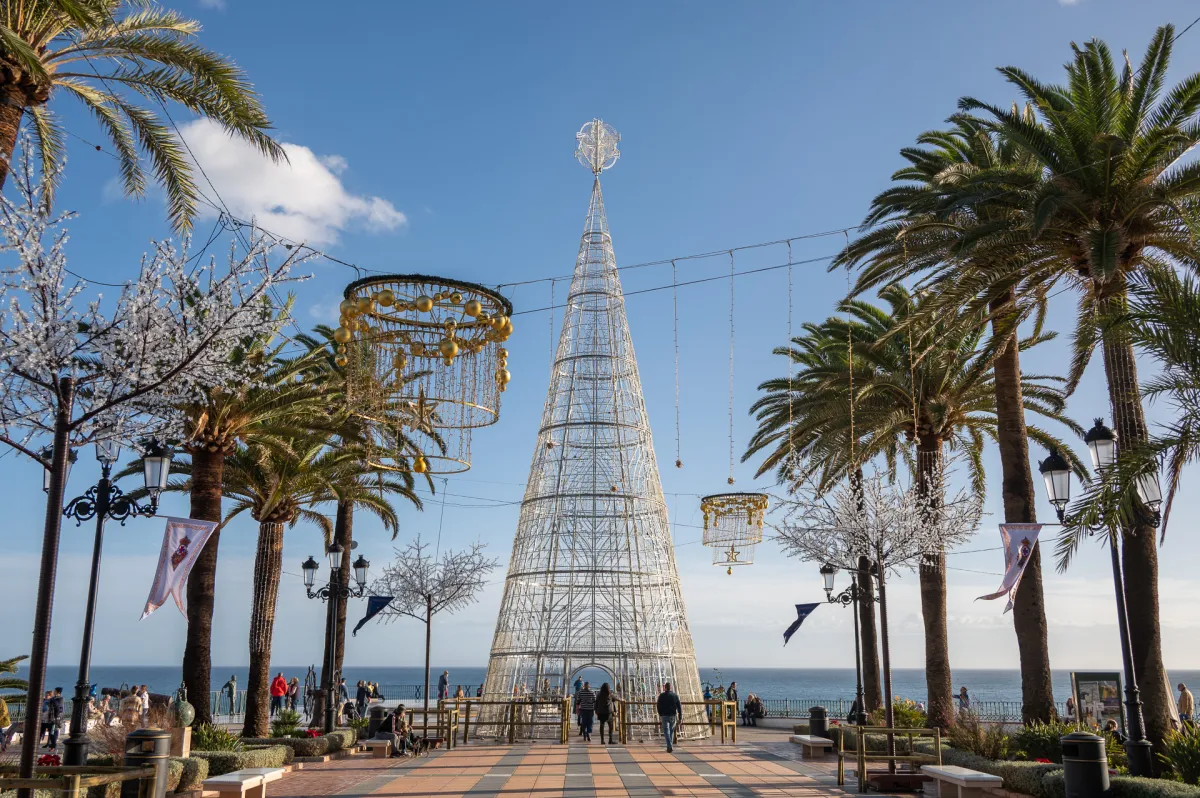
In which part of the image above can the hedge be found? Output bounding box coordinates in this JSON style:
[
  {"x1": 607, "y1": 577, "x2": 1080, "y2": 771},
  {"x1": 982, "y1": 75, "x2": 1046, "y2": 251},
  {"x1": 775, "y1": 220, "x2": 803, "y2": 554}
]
[
  {"x1": 82, "y1": 755, "x2": 205, "y2": 797},
  {"x1": 325, "y1": 729, "x2": 357, "y2": 751},
  {"x1": 175, "y1": 756, "x2": 210, "y2": 792},
  {"x1": 191, "y1": 744, "x2": 291, "y2": 777},
  {"x1": 241, "y1": 735, "x2": 329, "y2": 758}
]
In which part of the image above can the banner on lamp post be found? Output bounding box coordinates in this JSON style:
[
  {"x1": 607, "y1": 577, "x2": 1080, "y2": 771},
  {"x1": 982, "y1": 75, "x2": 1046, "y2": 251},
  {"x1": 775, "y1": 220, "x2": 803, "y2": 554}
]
[
  {"x1": 976, "y1": 523, "x2": 1043, "y2": 613},
  {"x1": 141, "y1": 517, "x2": 218, "y2": 620}
]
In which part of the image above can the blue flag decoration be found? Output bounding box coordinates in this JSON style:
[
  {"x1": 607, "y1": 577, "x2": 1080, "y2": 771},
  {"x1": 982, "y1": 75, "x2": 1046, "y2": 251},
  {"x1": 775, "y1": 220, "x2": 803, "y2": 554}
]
[
  {"x1": 783, "y1": 603, "x2": 821, "y2": 646},
  {"x1": 352, "y1": 596, "x2": 394, "y2": 637}
]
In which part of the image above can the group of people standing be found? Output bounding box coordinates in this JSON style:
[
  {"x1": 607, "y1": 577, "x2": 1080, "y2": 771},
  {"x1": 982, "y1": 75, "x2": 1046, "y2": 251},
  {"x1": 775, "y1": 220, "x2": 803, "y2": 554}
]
[
  {"x1": 268, "y1": 673, "x2": 302, "y2": 716},
  {"x1": 572, "y1": 680, "x2": 616, "y2": 744}
]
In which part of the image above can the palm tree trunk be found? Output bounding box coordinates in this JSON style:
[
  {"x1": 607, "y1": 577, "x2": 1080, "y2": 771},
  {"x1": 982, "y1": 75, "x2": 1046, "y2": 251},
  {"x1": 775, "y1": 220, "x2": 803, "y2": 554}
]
[
  {"x1": 1100, "y1": 304, "x2": 1172, "y2": 764},
  {"x1": 989, "y1": 293, "x2": 1055, "y2": 723},
  {"x1": 0, "y1": 86, "x2": 24, "y2": 189},
  {"x1": 423, "y1": 596, "x2": 432, "y2": 739},
  {"x1": 322, "y1": 501, "x2": 353, "y2": 678},
  {"x1": 183, "y1": 446, "x2": 224, "y2": 725},
  {"x1": 244, "y1": 520, "x2": 285, "y2": 738},
  {"x1": 916, "y1": 438, "x2": 954, "y2": 731}
]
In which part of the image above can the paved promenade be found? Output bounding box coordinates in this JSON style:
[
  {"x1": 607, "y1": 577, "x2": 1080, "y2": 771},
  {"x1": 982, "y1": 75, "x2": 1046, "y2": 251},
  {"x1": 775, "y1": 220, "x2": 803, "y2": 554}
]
[{"x1": 265, "y1": 730, "x2": 893, "y2": 798}]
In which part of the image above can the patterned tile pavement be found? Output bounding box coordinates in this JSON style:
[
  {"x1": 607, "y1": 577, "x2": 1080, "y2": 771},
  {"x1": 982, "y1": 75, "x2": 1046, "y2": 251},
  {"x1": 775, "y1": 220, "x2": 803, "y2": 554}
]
[{"x1": 261, "y1": 734, "x2": 911, "y2": 798}]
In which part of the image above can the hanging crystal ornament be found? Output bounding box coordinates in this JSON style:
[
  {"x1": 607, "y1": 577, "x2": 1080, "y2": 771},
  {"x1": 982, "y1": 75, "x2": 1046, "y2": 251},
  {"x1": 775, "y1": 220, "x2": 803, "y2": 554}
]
[
  {"x1": 336, "y1": 275, "x2": 514, "y2": 474},
  {"x1": 700, "y1": 492, "x2": 768, "y2": 574}
]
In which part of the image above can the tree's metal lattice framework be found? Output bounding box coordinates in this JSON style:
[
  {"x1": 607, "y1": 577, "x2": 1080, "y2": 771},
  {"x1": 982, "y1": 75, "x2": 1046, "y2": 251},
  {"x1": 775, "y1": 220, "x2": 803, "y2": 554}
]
[{"x1": 481, "y1": 121, "x2": 704, "y2": 738}]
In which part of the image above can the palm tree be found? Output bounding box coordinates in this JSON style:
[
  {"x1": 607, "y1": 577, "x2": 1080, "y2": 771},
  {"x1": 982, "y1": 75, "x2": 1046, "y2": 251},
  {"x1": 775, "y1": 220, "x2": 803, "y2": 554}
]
[
  {"x1": 1, "y1": 654, "x2": 28, "y2": 708},
  {"x1": 0, "y1": 0, "x2": 283, "y2": 228},
  {"x1": 295, "y1": 325, "x2": 428, "y2": 683},
  {"x1": 834, "y1": 115, "x2": 1063, "y2": 722},
  {"x1": 913, "y1": 25, "x2": 1200, "y2": 752},
  {"x1": 174, "y1": 338, "x2": 330, "y2": 725},
  {"x1": 746, "y1": 285, "x2": 1081, "y2": 729}
]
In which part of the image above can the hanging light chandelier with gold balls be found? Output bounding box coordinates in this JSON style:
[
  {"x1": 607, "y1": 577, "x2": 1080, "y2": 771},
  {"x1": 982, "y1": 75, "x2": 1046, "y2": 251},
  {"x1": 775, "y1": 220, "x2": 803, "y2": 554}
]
[
  {"x1": 700, "y1": 492, "x2": 768, "y2": 574},
  {"x1": 334, "y1": 274, "x2": 514, "y2": 474}
]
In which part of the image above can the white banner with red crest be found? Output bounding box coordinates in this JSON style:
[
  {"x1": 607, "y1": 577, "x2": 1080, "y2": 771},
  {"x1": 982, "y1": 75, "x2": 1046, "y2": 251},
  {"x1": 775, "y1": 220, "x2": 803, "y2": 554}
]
[
  {"x1": 976, "y1": 523, "x2": 1043, "y2": 613},
  {"x1": 141, "y1": 517, "x2": 218, "y2": 620}
]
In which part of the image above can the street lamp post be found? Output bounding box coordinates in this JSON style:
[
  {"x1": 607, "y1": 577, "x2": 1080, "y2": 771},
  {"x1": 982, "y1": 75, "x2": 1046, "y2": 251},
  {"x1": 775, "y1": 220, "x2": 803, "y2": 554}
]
[
  {"x1": 302, "y1": 544, "x2": 369, "y2": 734},
  {"x1": 821, "y1": 563, "x2": 875, "y2": 726},
  {"x1": 58, "y1": 438, "x2": 173, "y2": 766},
  {"x1": 1038, "y1": 418, "x2": 1161, "y2": 778}
]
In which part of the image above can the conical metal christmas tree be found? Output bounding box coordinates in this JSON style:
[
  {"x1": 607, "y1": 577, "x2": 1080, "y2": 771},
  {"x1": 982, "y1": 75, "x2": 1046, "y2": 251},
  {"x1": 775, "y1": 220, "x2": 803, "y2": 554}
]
[{"x1": 481, "y1": 121, "x2": 704, "y2": 738}]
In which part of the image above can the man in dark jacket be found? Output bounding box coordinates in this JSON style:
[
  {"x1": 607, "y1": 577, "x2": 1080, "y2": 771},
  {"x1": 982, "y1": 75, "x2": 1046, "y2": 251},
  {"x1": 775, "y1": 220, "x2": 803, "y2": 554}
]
[{"x1": 656, "y1": 683, "x2": 682, "y2": 753}]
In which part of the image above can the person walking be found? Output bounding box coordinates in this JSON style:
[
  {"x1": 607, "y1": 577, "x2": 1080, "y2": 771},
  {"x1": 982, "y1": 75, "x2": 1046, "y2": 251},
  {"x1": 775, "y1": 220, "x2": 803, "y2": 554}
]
[
  {"x1": 576, "y1": 681, "x2": 596, "y2": 742},
  {"x1": 51, "y1": 687, "x2": 66, "y2": 748},
  {"x1": 656, "y1": 683, "x2": 682, "y2": 754},
  {"x1": 703, "y1": 685, "x2": 713, "y2": 723},
  {"x1": 355, "y1": 680, "x2": 369, "y2": 718},
  {"x1": 118, "y1": 689, "x2": 141, "y2": 727},
  {"x1": 39, "y1": 690, "x2": 56, "y2": 749},
  {"x1": 596, "y1": 683, "x2": 615, "y2": 745},
  {"x1": 438, "y1": 670, "x2": 450, "y2": 701},
  {"x1": 1179, "y1": 683, "x2": 1195, "y2": 723},
  {"x1": 269, "y1": 673, "x2": 287, "y2": 716},
  {"x1": 137, "y1": 685, "x2": 150, "y2": 727},
  {"x1": 726, "y1": 681, "x2": 738, "y2": 728}
]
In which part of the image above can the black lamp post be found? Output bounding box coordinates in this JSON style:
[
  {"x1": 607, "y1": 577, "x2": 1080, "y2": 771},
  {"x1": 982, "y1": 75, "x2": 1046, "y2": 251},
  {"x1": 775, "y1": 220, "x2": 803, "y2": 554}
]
[
  {"x1": 59, "y1": 438, "x2": 173, "y2": 766},
  {"x1": 1038, "y1": 418, "x2": 1161, "y2": 778},
  {"x1": 821, "y1": 563, "x2": 874, "y2": 726},
  {"x1": 302, "y1": 543, "x2": 369, "y2": 733}
]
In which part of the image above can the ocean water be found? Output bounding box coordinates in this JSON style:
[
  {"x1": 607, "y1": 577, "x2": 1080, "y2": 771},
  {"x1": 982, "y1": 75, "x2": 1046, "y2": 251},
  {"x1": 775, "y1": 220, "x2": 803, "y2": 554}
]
[{"x1": 21, "y1": 665, "x2": 1200, "y2": 704}]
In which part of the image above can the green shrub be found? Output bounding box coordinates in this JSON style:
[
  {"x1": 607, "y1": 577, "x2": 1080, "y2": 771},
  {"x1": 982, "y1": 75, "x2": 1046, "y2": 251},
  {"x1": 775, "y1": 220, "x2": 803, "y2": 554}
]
[
  {"x1": 1109, "y1": 775, "x2": 1200, "y2": 797},
  {"x1": 191, "y1": 723, "x2": 243, "y2": 752},
  {"x1": 1039, "y1": 771, "x2": 1066, "y2": 798},
  {"x1": 325, "y1": 729, "x2": 356, "y2": 751},
  {"x1": 241, "y1": 735, "x2": 329, "y2": 758},
  {"x1": 191, "y1": 744, "x2": 290, "y2": 776},
  {"x1": 1161, "y1": 725, "x2": 1200, "y2": 785},
  {"x1": 270, "y1": 709, "x2": 303, "y2": 738},
  {"x1": 348, "y1": 716, "x2": 371, "y2": 733},
  {"x1": 869, "y1": 698, "x2": 928, "y2": 729},
  {"x1": 792, "y1": 723, "x2": 810, "y2": 735},
  {"x1": 175, "y1": 756, "x2": 210, "y2": 792},
  {"x1": 1011, "y1": 720, "x2": 1078, "y2": 763},
  {"x1": 947, "y1": 713, "x2": 1011, "y2": 760}
]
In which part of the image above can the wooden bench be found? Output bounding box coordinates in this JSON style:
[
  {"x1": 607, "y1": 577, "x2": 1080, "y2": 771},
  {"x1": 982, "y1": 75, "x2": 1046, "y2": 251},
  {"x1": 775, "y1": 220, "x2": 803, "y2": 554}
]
[
  {"x1": 920, "y1": 765, "x2": 1002, "y2": 798},
  {"x1": 362, "y1": 739, "x2": 392, "y2": 758},
  {"x1": 790, "y1": 734, "x2": 834, "y2": 759},
  {"x1": 202, "y1": 767, "x2": 285, "y2": 798}
]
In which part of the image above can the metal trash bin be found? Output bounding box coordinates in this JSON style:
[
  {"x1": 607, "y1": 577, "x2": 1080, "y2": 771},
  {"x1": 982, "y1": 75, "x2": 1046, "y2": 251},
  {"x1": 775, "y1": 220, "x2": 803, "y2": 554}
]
[
  {"x1": 368, "y1": 704, "x2": 389, "y2": 738},
  {"x1": 809, "y1": 706, "x2": 828, "y2": 738},
  {"x1": 122, "y1": 728, "x2": 171, "y2": 798},
  {"x1": 1061, "y1": 731, "x2": 1110, "y2": 798}
]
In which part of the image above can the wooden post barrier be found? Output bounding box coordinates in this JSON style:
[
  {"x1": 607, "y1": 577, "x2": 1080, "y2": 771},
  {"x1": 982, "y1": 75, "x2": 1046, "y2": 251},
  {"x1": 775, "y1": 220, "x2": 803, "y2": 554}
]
[
  {"x1": 0, "y1": 765, "x2": 155, "y2": 798},
  {"x1": 839, "y1": 725, "x2": 942, "y2": 791}
]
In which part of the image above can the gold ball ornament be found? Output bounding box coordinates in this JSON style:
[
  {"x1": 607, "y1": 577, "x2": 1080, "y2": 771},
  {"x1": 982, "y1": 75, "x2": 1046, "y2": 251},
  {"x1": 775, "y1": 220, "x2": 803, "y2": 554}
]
[
  {"x1": 464, "y1": 299, "x2": 482, "y2": 317},
  {"x1": 477, "y1": 311, "x2": 490, "y2": 323},
  {"x1": 450, "y1": 292, "x2": 463, "y2": 304},
  {"x1": 339, "y1": 299, "x2": 357, "y2": 316},
  {"x1": 496, "y1": 367, "x2": 511, "y2": 385},
  {"x1": 439, "y1": 338, "x2": 460, "y2": 360},
  {"x1": 356, "y1": 296, "x2": 375, "y2": 314},
  {"x1": 392, "y1": 353, "x2": 407, "y2": 371},
  {"x1": 727, "y1": 476, "x2": 735, "y2": 485},
  {"x1": 727, "y1": 566, "x2": 733, "y2": 576},
  {"x1": 334, "y1": 354, "x2": 349, "y2": 367},
  {"x1": 333, "y1": 326, "x2": 352, "y2": 344},
  {"x1": 415, "y1": 295, "x2": 434, "y2": 313},
  {"x1": 413, "y1": 455, "x2": 428, "y2": 474},
  {"x1": 410, "y1": 341, "x2": 426, "y2": 356},
  {"x1": 377, "y1": 288, "x2": 395, "y2": 307}
]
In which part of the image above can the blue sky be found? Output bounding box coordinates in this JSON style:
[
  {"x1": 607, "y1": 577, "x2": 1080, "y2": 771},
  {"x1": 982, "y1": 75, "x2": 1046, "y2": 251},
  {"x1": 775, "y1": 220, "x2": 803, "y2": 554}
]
[{"x1": 6, "y1": 1, "x2": 1200, "y2": 673}]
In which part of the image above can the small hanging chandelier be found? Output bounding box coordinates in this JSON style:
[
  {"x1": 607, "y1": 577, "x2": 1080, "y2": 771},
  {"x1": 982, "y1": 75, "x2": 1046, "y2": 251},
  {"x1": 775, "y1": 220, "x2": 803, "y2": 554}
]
[
  {"x1": 335, "y1": 274, "x2": 513, "y2": 474},
  {"x1": 700, "y1": 492, "x2": 768, "y2": 574}
]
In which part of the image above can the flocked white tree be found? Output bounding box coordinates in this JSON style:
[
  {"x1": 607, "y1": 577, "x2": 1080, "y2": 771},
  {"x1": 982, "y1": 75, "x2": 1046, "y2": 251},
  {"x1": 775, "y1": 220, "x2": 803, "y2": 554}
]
[
  {"x1": 372, "y1": 536, "x2": 499, "y2": 736},
  {"x1": 776, "y1": 466, "x2": 980, "y2": 738},
  {"x1": 0, "y1": 151, "x2": 309, "y2": 774}
]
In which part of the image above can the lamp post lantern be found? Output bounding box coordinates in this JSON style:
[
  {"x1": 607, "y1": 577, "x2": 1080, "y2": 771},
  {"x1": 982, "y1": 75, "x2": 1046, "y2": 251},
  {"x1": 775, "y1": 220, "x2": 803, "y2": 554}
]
[
  {"x1": 303, "y1": 543, "x2": 369, "y2": 733},
  {"x1": 1039, "y1": 418, "x2": 1161, "y2": 778},
  {"x1": 820, "y1": 563, "x2": 873, "y2": 726},
  {"x1": 59, "y1": 438, "x2": 172, "y2": 766}
]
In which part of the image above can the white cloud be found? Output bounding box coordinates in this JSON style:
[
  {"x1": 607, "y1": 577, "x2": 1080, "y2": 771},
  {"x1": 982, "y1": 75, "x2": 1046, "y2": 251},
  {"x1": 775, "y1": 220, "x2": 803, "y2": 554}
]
[{"x1": 178, "y1": 119, "x2": 407, "y2": 245}]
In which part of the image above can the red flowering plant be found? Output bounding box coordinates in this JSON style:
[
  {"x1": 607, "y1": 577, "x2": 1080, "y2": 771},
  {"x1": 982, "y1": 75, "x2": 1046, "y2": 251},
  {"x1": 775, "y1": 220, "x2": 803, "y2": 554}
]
[
  {"x1": 37, "y1": 753, "x2": 61, "y2": 767},
  {"x1": 305, "y1": 729, "x2": 322, "y2": 738}
]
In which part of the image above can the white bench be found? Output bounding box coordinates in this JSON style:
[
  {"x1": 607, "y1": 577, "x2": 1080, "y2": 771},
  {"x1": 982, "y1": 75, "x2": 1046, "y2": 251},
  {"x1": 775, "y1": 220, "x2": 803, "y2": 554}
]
[
  {"x1": 921, "y1": 765, "x2": 1002, "y2": 798},
  {"x1": 362, "y1": 739, "x2": 392, "y2": 758},
  {"x1": 202, "y1": 767, "x2": 285, "y2": 798},
  {"x1": 789, "y1": 734, "x2": 834, "y2": 758}
]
